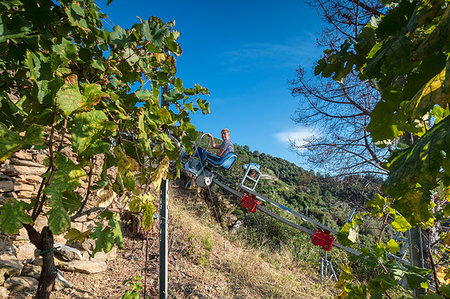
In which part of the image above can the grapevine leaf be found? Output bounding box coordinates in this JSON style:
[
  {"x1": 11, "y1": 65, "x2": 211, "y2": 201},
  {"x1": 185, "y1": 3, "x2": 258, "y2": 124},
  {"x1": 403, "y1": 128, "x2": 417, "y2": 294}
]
[
  {"x1": 23, "y1": 124, "x2": 44, "y2": 144},
  {"x1": 52, "y1": 38, "x2": 78, "y2": 61},
  {"x1": 151, "y1": 155, "x2": 170, "y2": 191},
  {"x1": 387, "y1": 117, "x2": 450, "y2": 225},
  {"x1": 48, "y1": 200, "x2": 71, "y2": 235},
  {"x1": 386, "y1": 239, "x2": 400, "y2": 254},
  {"x1": 0, "y1": 123, "x2": 23, "y2": 162},
  {"x1": 92, "y1": 223, "x2": 115, "y2": 257},
  {"x1": 142, "y1": 201, "x2": 155, "y2": 230},
  {"x1": 65, "y1": 228, "x2": 92, "y2": 246},
  {"x1": 62, "y1": 192, "x2": 82, "y2": 214},
  {"x1": 0, "y1": 198, "x2": 33, "y2": 235},
  {"x1": 109, "y1": 214, "x2": 123, "y2": 249},
  {"x1": 405, "y1": 272, "x2": 429, "y2": 290},
  {"x1": 366, "y1": 193, "x2": 387, "y2": 218},
  {"x1": 440, "y1": 284, "x2": 450, "y2": 297},
  {"x1": 56, "y1": 80, "x2": 83, "y2": 116},
  {"x1": 391, "y1": 214, "x2": 412, "y2": 232},
  {"x1": 69, "y1": 110, "x2": 111, "y2": 156}
]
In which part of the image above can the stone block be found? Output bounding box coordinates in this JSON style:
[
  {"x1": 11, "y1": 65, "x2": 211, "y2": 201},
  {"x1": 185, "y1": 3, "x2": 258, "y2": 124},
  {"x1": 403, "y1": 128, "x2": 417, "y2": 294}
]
[
  {"x1": 0, "y1": 252, "x2": 23, "y2": 285},
  {"x1": 0, "y1": 174, "x2": 11, "y2": 181},
  {"x1": 1, "y1": 165, "x2": 47, "y2": 176},
  {"x1": 54, "y1": 269, "x2": 72, "y2": 291},
  {"x1": 54, "y1": 243, "x2": 82, "y2": 261},
  {"x1": 4, "y1": 276, "x2": 38, "y2": 293},
  {"x1": 16, "y1": 174, "x2": 42, "y2": 184},
  {"x1": 57, "y1": 260, "x2": 107, "y2": 274},
  {"x1": 12, "y1": 151, "x2": 33, "y2": 161},
  {"x1": 0, "y1": 286, "x2": 9, "y2": 298},
  {"x1": 16, "y1": 191, "x2": 34, "y2": 201},
  {"x1": 20, "y1": 264, "x2": 41, "y2": 280},
  {"x1": 13, "y1": 182, "x2": 35, "y2": 192},
  {"x1": 0, "y1": 181, "x2": 14, "y2": 193},
  {"x1": 14, "y1": 242, "x2": 37, "y2": 262},
  {"x1": 11, "y1": 158, "x2": 44, "y2": 168}
]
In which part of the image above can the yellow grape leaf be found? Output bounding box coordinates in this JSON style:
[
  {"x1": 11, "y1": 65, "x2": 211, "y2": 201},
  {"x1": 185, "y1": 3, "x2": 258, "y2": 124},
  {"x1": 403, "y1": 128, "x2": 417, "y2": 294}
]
[
  {"x1": 151, "y1": 155, "x2": 170, "y2": 191},
  {"x1": 96, "y1": 188, "x2": 116, "y2": 208},
  {"x1": 436, "y1": 267, "x2": 450, "y2": 284},
  {"x1": 444, "y1": 232, "x2": 450, "y2": 246}
]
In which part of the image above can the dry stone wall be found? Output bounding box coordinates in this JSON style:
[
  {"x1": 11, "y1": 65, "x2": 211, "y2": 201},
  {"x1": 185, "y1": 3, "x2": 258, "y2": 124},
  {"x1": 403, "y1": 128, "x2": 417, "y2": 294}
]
[{"x1": 0, "y1": 146, "x2": 118, "y2": 297}]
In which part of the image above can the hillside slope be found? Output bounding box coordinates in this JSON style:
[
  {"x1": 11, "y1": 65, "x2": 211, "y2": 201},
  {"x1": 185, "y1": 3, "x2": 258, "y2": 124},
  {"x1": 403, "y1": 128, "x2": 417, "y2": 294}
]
[{"x1": 43, "y1": 179, "x2": 337, "y2": 298}]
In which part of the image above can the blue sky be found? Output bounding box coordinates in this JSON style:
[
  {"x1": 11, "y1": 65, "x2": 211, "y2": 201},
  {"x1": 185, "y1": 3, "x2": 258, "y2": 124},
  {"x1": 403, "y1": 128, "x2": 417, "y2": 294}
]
[{"x1": 97, "y1": 0, "x2": 323, "y2": 168}]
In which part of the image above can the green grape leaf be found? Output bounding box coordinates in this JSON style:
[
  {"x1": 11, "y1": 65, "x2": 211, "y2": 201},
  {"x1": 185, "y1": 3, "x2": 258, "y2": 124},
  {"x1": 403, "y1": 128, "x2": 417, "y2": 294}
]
[
  {"x1": 52, "y1": 38, "x2": 78, "y2": 60},
  {"x1": 69, "y1": 110, "x2": 110, "y2": 155},
  {"x1": 387, "y1": 117, "x2": 450, "y2": 225},
  {"x1": 440, "y1": 284, "x2": 450, "y2": 297},
  {"x1": 56, "y1": 78, "x2": 83, "y2": 116},
  {"x1": 366, "y1": 193, "x2": 387, "y2": 218},
  {"x1": 109, "y1": 214, "x2": 123, "y2": 249},
  {"x1": 24, "y1": 124, "x2": 44, "y2": 144},
  {"x1": 62, "y1": 192, "x2": 83, "y2": 214},
  {"x1": 80, "y1": 83, "x2": 108, "y2": 111},
  {"x1": 0, "y1": 198, "x2": 33, "y2": 235},
  {"x1": 92, "y1": 223, "x2": 115, "y2": 257},
  {"x1": 48, "y1": 200, "x2": 71, "y2": 235},
  {"x1": 405, "y1": 272, "x2": 429, "y2": 290},
  {"x1": 0, "y1": 123, "x2": 23, "y2": 162}
]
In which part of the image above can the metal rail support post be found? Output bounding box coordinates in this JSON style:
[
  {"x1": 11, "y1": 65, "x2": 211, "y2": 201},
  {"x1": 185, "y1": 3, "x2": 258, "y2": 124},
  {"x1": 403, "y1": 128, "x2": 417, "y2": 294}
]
[
  {"x1": 159, "y1": 179, "x2": 169, "y2": 299},
  {"x1": 409, "y1": 227, "x2": 425, "y2": 296}
]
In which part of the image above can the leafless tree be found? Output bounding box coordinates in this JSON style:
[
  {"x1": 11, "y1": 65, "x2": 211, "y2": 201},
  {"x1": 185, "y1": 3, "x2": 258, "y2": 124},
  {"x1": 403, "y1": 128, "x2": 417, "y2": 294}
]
[{"x1": 290, "y1": 0, "x2": 388, "y2": 176}]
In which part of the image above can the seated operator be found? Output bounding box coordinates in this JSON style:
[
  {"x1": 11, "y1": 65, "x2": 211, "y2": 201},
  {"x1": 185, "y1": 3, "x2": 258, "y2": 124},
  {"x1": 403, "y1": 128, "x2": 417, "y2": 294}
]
[{"x1": 197, "y1": 128, "x2": 234, "y2": 164}]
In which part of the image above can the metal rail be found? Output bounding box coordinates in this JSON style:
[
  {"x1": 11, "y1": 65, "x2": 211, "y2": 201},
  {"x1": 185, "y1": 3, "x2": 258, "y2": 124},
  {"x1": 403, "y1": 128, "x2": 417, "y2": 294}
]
[{"x1": 213, "y1": 179, "x2": 361, "y2": 256}]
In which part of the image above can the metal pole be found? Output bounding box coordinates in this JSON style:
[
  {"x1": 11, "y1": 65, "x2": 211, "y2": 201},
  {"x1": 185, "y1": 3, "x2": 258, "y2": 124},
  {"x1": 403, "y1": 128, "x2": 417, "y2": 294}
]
[
  {"x1": 409, "y1": 227, "x2": 425, "y2": 296},
  {"x1": 159, "y1": 179, "x2": 168, "y2": 299}
]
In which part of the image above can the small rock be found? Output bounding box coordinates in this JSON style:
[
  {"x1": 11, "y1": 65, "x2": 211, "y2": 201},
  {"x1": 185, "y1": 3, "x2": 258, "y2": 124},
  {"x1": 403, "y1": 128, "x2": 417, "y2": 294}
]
[
  {"x1": 4, "y1": 276, "x2": 38, "y2": 293},
  {"x1": 54, "y1": 243, "x2": 82, "y2": 261},
  {"x1": 12, "y1": 151, "x2": 33, "y2": 161},
  {"x1": 16, "y1": 174, "x2": 42, "y2": 184},
  {"x1": 0, "y1": 165, "x2": 47, "y2": 176},
  {"x1": 13, "y1": 182, "x2": 35, "y2": 192},
  {"x1": 0, "y1": 243, "x2": 16, "y2": 255},
  {"x1": 15, "y1": 227, "x2": 30, "y2": 241},
  {"x1": 0, "y1": 251, "x2": 23, "y2": 285},
  {"x1": 0, "y1": 174, "x2": 12, "y2": 181},
  {"x1": 0, "y1": 180, "x2": 14, "y2": 192},
  {"x1": 57, "y1": 260, "x2": 107, "y2": 274},
  {"x1": 80, "y1": 238, "x2": 96, "y2": 253},
  {"x1": 53, "y1": 235, "x2": 67, "y2": 245},
  {"x1": 10, "y1": 158, "x2": 44, "y2": 168},
  {"x1": 0, "y1": 286, "x2": 9, "y2": 298},
  {"x1": 14, "y1": 242, "x2": 37, "y2": 262},
  {"x1": 54, "y1": 269, "x2": 72, "y2": 291},
  {"x1": 21, "y1": 264, "x2": 41, "y2": 279}
]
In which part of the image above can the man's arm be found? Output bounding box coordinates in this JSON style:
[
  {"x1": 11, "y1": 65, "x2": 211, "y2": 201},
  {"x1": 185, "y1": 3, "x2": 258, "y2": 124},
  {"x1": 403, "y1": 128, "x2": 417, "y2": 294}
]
[{"x1": 207, "y1": 133, "x2": 221, "y2": 149}]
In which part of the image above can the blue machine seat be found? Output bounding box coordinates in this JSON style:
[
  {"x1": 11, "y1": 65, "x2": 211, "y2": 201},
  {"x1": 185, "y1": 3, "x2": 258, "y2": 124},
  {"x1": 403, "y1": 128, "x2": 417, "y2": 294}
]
[{"x1": 205, "y1": 152, "x2": 238, "y2": 170}]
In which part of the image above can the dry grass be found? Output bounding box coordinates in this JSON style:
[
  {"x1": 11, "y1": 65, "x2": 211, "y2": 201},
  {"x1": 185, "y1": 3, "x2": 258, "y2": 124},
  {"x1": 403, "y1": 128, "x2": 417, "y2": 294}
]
[{"x1": 168, "y1": 183, "x2": 337, "y2": 298}]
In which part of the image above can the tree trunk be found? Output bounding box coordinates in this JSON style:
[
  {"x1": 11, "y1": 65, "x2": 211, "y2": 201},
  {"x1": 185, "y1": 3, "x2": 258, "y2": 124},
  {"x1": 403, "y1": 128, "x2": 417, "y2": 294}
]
[
  {"x1": 24, "y1": 225, "x2": 57, "y2": 299},
  {"x1": 36, "y1": 226, "x2": 57, "y2": 299}
]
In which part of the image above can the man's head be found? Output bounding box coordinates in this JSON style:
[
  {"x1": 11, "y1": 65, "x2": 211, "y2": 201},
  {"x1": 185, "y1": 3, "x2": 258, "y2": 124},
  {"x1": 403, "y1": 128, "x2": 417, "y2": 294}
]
[{"x1": 221, "y1": 128, "x2": 230, "y2": 140}]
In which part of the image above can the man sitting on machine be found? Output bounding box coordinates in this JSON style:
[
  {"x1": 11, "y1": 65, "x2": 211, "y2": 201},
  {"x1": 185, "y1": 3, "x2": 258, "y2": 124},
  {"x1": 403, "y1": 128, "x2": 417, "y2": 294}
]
[{"x1": 199, "y1": 128, "x2": 234, "y2": 162}]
